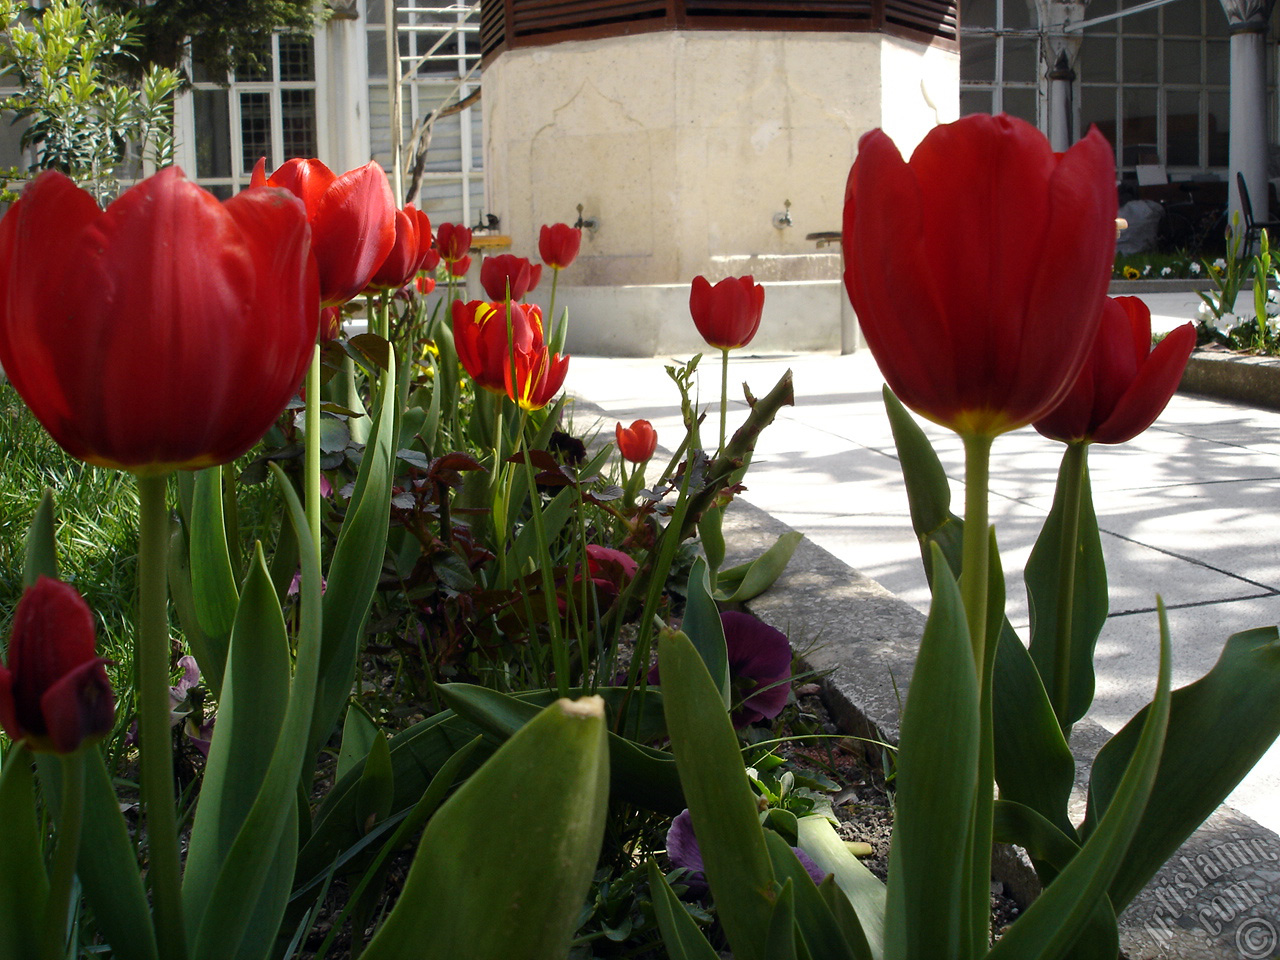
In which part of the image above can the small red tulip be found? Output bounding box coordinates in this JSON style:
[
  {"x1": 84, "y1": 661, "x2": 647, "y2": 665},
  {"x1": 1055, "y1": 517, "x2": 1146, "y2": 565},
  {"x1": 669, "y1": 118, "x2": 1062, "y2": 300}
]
[
  {"x1": 420, "y1": 247, "x2": 441, "y2": 273},
  {"x1": 320, "y1": 305, "x2": 344, "y2": 343},
  {"x1": 1034, "y1": 297, "x2": 1196, "y2": 445},
  {"x1": 447, "y1": 255, "x2": 472, "y2": 278},
  {"x1": 415, "y1": 275, "x2": 437, "y2": 296},
  {"x1": 842, "y1": 114, "x2": 1118, "y2": 437},
  {"x1": 507, "y1": 329, "x2": 569, "y2": 411},
  {"x1": 365, "y1": 204, "x2": 429, "y2": 292},
  {"x1": 0, "y1": 167, "x2": 319, "y2": 473},
  {"x1": 689, "y1": 275, "x2": 766, "y2": 350},
  {"x1": 539, "y1": 223, "x2": 582, "y2": 271},
  {"x1": 252, "y1": 157, "x2": 396, "y2": 308},
  {"x1": 615, "y1": 420, "x2": 658, "y2": 463},
  {"x1": 436, "y1": 222, "x2": 473, "y2": 263},
  {"x1": 0, "y1": 577, "x2": 115, "y2": 754},
  {"x1": 481, "y1": 254, "x2": 541, "y2": 302},
  {"x1": 452, "y1": 299, "x2": 541, "y2": 393}
]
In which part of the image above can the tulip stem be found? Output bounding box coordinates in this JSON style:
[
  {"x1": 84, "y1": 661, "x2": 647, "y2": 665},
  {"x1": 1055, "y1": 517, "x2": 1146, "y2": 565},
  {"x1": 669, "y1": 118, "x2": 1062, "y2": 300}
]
[
  {"x1": 1051, "y1": 440, "x2": 1089, "y2": 734},
  {"x1": 136, "y1": 471, "x2": 187, "y2": 960},
  {"x1": 40, "y1": 749, "x2": 84, "y2": 960},
  {"x1": 718, "y1": 347, "x2": 730, "y2": 456},
  {"x1": 959, "y1": 431, "x2": 995, "y2": 957},
  {"x1": 305, "y1": 343, "x2": 322, "y2": 560},
  {"x1": 518, "y1": 422, "x2": 569, "y2": 698}
]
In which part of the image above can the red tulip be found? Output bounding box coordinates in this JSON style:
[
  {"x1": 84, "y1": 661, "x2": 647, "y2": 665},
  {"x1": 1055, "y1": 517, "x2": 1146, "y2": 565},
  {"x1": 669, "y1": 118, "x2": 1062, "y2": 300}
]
[
  {"x1": 0, "y1": 577, "x2": 115, "y2": 754},
  {"x1": 365, "y1": 204, "x2": 430, "y2": 292},
  {"x1": 420, "y1": 247, "x2": 442, "y2": 274},
  {"x1": 452, "y1": 299, "x2": 541, "y2": 393},
  {"x1": 615, "y1": 419, "x2": 658, "y2": 463},
  {"x1": 507, "y1": 331, "x2": 569, "y2": 412},
  {"x1": 481, "y1": 254, "x2": 541, "y2": 301},
  {"x1": 252, "y1": 157, "x2": 396, "y2": 307},
  {"x1": 689, "y1": 275, "x2": 765, "y2": 350},
  {"x1": 842, "y1": 114, "x2": 1117, "y2": 437},
  {"x1": 436, "y1": 222, "x2": 472, "y2": 262},
  {"x1": 539, "y1": 223, "x2": 582, "y2": 271},
  {"x1": 0, "y1": 167, "x2": 318, "y2": 473},
  {"x1": 447, "y1": 255, "x2": 472, "y2": 278},
  {"x1": 416, "y1": 275, "x2": 437, "y2": 296},
  {"x1": 408, "y1": 206, "x2": 433, "y2": 270},
  {"x1": 1034, "y1": 297, "x2": 1195, "y2": 445},
  {"x1": 320, "y1": 305, "x2": 344, "y2": 343}
]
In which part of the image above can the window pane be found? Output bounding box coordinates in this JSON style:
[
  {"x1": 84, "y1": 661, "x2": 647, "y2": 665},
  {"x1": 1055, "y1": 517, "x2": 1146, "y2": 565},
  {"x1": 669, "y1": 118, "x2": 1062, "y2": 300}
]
[
  {"x1": 1121, "y1": 0, "x2": 1159, "y2": 33},
  {"x1": 282, "y1": 89, "x2": 317, "y2": 159},
  {"x1": 1077, "y1": 36, "x2": 1118, "y2": 83},
  {"x1": 1002, "y1": 87, "x2": 1038, "y2": 126},
  {"x1": 1162, "y1": 40, "x2": 1201, "y2": 83},
  {"x1": 240, "y1": 91, "x2": 272, "y2": 174},
  {"x1": 1121, "y1": 87, "x2": 1159, "y2": 166},
  {"x1": 1206, "y1": 91, "x2": 1229, "y2": 166},
  {"x1": 1205, "y1": 40, "x2": 1229, "y2": 84},
  {"x1": 278, "y1": 36, "x2": 315, "y2": 82},
  {"x1": 960, "y1": 89, "x2": 994, "y2": 116},
  {"x1": 1003, "y1": 38, "x2": 1039, "y2": 83},
  {"x1": 367, "y1": 29, "x2": 388, "y2": 78},
  {"x1": 1002, "y1": 0, "x2": 1033, "y2": 29},
  {"x1": 962, "y1": 0, "x2": 994, "y2": 28},
  {"x1": 234, "y1": 39, "x2": 272, "y2": 82},
  {"x1": 1081, "y1": 86, "x2": 1118, "y2": 151},
  {"x1": 1166, "y1": 89, "x2": 1200, "y2": 165},
  {"x1": 1122, "y1": 39, "x2": 1158, "y2": 83},
  {"x1": 1163, "y1": 0, "x2": 1202, "y2": 35},
  {"x1": 961, "y1": 35, "x2": 995, "y2": 82},
  {"x1": 193, "y1": 89, "x2": 232, "y2": 179}
]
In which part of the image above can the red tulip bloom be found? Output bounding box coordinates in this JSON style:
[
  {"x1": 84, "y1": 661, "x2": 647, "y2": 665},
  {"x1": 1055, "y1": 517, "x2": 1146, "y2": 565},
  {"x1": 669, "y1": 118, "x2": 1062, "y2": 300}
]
[
  {"x1": 416, "y1": 275, "x2": 437, "y2": 296},
  {"x1": 0, "y1": 577, "x2": 115, "y2": 754},
  {"x1": 320, "y1": 305, "x2": 344, "y2": 343},
  {"x1": 842, "y1": 114, "x2": 1117, "y2": 437},
  {"x1": 481, "y1": 254, "x2": 542, "y2": 302},
  {"x1": 420, "y1": 247, "x2": 442, "y2": 273},
  {"x1": 0, "y1": 167, "x2": 318, "y2": 473},
  {"x1": 1034, "y1": 297, "x2": 1195, "y2": 445},
  {"x1": 689, "y1": 275, "x2": 766, "y2": 350},
  {"x1": 452, "y1": 299, "x2": 541, "y2": 393},
  {"x1": 436, "y1": 222, "x2": 472, "y2": 263},
  {"x1": 365, "y1": 204, "x2": 430, "y2": 292},
  {"x1": 615, "y1": 419, "x2": 658, "y2": 463},
  {"x1": 507, "y1": 332, "x2": 569, "y2": 412},
  {"x1": 252, "y1": 157, "x2": 396, "y2": 307},
  {"x1": 539, "y1": 223, "x2": 582, "y2": 271},
  {"x1": 447, "y1": 255, "x2": 472, "y2": 278}
]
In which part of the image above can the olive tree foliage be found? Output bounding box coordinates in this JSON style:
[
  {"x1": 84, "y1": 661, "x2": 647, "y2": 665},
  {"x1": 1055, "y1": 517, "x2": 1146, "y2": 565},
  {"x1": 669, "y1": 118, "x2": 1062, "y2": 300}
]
[
  {"x1": 99, "y1": 0, "x2": 318, "y2": 80},
  {"x1": 0, "y1": 0, "x2": 180, "y2": 199}
]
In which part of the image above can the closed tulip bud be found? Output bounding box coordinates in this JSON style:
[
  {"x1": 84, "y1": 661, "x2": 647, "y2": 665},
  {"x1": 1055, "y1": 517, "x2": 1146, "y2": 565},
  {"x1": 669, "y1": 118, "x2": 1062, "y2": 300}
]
[
  {"x1": 365, "y1": 204, "x2": 430, "y2": 292},
  {"x1": 539, "y1": 223, "x2": 582, "y2": 271},
  {"x1": 447, "y1": 255, "x2": 472, "y2": 278},
  {"x1": 252, "y1": 157, "x2": 396, "y2": 308},
  {"x1": 0, "y1": 167, "x2": 318, "y2": 473},
  {"x1": 436, "y1": 222, "x2": 473, "y2": 263},
  {"x1": 1034, "y1": 297, "x2": 1196, "y2": 445},
  {"x1": 0, "y1": 577, "x2": 115, "y2": 754},
  {"x1": 689, "y1": 275, "x2": 766, "y2": 350},
  {"x1": 481, "y1": 254, "x2": 542, "y2": 302},
  {"x1": 615, "y1": 419, "x2": 658, "y2": 463}
]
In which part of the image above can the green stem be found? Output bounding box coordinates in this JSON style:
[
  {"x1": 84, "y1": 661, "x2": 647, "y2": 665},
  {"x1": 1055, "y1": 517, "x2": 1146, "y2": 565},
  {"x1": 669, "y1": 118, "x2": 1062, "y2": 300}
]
[
  {"x1": 1051, "y1": 441, "x2": 1089, "y2": 733},
  {"x1": 518, "y1": 419, "x2": 569, "y2": 697},
  {"x1": 305, "y1": 343, "x2": 322, "y2": 561},
  {"x1": 40, "y1": 749, "x2": 85, "y2": 960},
  {"x1": 958, "y1": 432, "x2": 993, "y2": 956},
  {"x1": 718, "y1": 347, "x2": 730, "y2": 456},
  {"x1": 548, "y1": 268, "x2": 560, "y2": 343},
  {"x1": 136, "y1": 472, "x2": 187, "y2": 960}
]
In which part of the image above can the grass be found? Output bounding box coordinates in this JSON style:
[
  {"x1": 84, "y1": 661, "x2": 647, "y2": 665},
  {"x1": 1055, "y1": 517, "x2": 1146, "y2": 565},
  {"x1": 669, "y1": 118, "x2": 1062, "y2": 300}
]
[{"x1": 0, "y1": 381, "x2": 141, "y2": 698}]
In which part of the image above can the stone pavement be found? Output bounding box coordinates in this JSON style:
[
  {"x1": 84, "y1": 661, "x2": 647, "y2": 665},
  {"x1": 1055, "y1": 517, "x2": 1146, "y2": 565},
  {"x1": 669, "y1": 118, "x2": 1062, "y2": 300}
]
[{"x1": 563, "y1": 290, "x2": 1280, "y2": 848}]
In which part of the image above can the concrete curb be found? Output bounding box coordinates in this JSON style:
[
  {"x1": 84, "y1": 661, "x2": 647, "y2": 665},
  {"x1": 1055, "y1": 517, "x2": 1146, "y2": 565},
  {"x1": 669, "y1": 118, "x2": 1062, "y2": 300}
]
[
  {"x1": 1180, "y1": 351, "x2": 1280, "y2": 413},
  {"x1": 718, "y1": 498, "x2": 1280, "y2": 959}
]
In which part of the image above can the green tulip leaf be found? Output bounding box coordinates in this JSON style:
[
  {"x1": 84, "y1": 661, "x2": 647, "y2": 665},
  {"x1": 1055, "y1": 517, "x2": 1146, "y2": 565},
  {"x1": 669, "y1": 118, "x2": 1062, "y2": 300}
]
[
  {"x1": 796, "y1": 816, "x2": 883, "y2": 960},
  {"x1": 1082, "y1": 624, "x2": 1280, "y2": 911},
  {"x1": 188, "y1": 467, "x2": 323, "y2": 960},
  {"x1": 360, "y1": 697, "x2": 610, "y2": 960},
  {"x1": 167, "y1": 519, "x2": 221, "y2": 700},
  {"x1": 986, "y1": 601, "x2": 1172, "y2": 960},
  {"x1": 504, "y1": 485, "x2": 577, "y2": 589},
  {"x1": 660, "y1": 628, "x2": 775, "y2": 960},
  {"x1": 0, "y1": 745, "x2": 49, "y2": 960},
  {"x1": 647, "y1": 861, "x2": 723, "y2": 960},
  {"x1": 21, "y1": 488, "x2": 56, "y2": 587},
  {"x1": 764, "y1": 879, "x2": 800, "y2": 960},
  {"x1": 313, "y1": 352, "x2": 396, "y2": 756},
  {"x1": 698, "y1": 503, "x2": 727, "y2": 582},
  {"x1": 883, "y1": 542, "x2": 979, "y2": 960},
  {"x1": 765, "y1": 830, "x2": 863, "y2": 960},
  {"x1": 1025, "y1": 446, "x2": 1108, "y2": 729},
  {"x1": 683, "y1": 557, "x2": 730, "y2": 705},
  {"x1": 36, "y1": 747, "x2": 159, "y2": 960},
  {"x1": 337, "y1": 702, "x2": 379, "y2": 785},
  {"x1": 354, "y1": 727, "x2": 394, "y2": 836},
  {"x1": 189, "y1": 466, "x2": 240, "y2": 684},
  {"x1": 713, "y1": 530, "x2": 804, "y2": 603}
]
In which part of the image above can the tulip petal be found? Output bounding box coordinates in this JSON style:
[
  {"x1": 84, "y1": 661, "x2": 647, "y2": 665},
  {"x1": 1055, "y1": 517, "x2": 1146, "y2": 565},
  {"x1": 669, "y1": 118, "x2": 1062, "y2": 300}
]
[
  {"x1": 263, "y1": 157, "x2": 338, "y2": 218},
  {"x1": 40, "y1": 657, "x2": 115, "y2": 754},
  {"x1": 0, "y1": 664, "x2": 22, "y2": 743},
  {"x1": 1092, "y1": 322, "x2": 1196, "y2": 445},
  {"x1": 311, "y1": 160, "x2": 397, "y2": 306}
]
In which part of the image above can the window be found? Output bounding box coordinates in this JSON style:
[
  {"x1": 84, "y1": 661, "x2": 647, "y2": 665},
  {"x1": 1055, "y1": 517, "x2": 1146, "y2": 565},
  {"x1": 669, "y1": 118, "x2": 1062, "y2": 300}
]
[{"x1": 178, "y1": 34, "x2": 324, "y2": 199}]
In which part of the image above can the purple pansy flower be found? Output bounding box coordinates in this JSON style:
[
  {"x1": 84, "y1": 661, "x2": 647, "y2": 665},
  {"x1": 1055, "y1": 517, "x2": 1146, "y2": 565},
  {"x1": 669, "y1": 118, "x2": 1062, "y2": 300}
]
[
  {"x1": 666, "y1": 809, "x2": 827, "y2": 895},
  {"x1": 649, "y1": 611, "x2": 792, "y2": 728}
]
